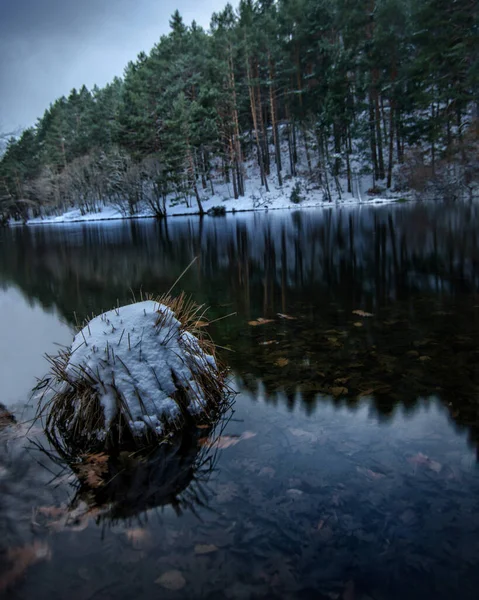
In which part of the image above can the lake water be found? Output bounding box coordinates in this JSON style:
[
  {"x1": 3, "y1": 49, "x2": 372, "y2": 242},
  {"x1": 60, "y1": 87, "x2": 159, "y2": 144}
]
[{"x1": 1, "y1": 203, "x2": 479, "y2": 599}]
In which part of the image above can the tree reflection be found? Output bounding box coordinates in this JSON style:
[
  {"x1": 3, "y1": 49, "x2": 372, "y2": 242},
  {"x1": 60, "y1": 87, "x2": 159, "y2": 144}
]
[{"x1": 1, "y1": 204, "x2": 479, "y2": 453}]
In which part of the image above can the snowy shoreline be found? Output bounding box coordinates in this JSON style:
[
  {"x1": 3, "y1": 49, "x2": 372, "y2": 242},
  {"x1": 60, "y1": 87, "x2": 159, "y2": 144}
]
[{"x1": 14, "y1": 195, "x2": 404, "y2": 227}]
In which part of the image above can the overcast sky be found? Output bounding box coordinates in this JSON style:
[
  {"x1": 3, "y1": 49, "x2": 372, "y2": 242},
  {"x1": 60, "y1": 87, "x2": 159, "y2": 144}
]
[{"x1": 0, "y1": 0, "x2": 227, "y2": 133}]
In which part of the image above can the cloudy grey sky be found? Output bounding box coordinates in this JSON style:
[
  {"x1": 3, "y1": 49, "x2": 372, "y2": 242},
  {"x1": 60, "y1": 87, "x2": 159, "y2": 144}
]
[{"x1": 0, "y1": 0, "x2": 227, "y2": 133}]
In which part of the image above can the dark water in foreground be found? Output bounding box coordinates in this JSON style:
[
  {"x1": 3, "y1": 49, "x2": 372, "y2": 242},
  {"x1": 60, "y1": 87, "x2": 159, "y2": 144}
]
[{"x1": 2, "y1": 203, "x2": 479, "y2": 599}]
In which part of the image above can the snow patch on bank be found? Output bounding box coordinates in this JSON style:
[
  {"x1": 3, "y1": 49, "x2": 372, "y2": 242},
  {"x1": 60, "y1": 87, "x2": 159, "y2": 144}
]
[{"x1": 21, "y1": 149, "x2": 405, "y2": 226}]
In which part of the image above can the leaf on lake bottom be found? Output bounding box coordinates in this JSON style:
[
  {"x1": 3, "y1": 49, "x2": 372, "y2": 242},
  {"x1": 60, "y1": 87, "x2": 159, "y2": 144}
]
[
  {"x1": 342, "y1": 580, "x2": 356, "y2": 600},
  {"x1": 356, "y1": 466, "x2": 386, "y2": 480},
  {"x1": 352, "y1": 310, "x2": 374, "y2": 317},
  {"x1": 84, "y1": 452, "x2": 109, "y2": 465},
  {"x1": 0, "y1": 541, "x2": 51, "y2": 592},
  {"x1": 275, "y1": 357, "x2": 289, "y2": 367},
  {"x1": 125, "y1": 528, "x2": 150, "y2": 548},
  {"x1": 194, "y1": 544, "x2": 218, "y2": 555},
  {"x1": 248, "y1": 318, "x2": 274, "y2": 326},
  {"x1": 156, "y1": 570, "x2": 186, "y2": 591},
  {"x1": 77, "y1": 452, "x2": 109, "y2": 488},
  {"x1": 353, "y1": 322, "x2": 363, "y2": 327},
  {"x1": 259, "y1": 340, "x2": 277, "y2": 346},
  {"x1": 357, "y1": 388, "x2": 375, "y2": 397},
  {"x1": 408, "y1": 452, "x2": 442, "y2": 473},
  {"x1": 36, "y1": 505, "x2": 66, "y2": 519},
  {"x1": 258, "y1": 466, "x2": 275, "y2": 478},
  {"x1": 330, "y1": 386, "x2": 349, "y2": 397},
  {"x1": 200, "y1": 431, "x2": 257, "y2": 450},
  {"x1": 277, "y1": 313, "x2": 297, "y2": 320},
  {"x1": 215, "y1": 482, "x2": 239, "y2": 503},
  {"x1": 289, "y1": 428, "x2": 319, "y2": 443}
]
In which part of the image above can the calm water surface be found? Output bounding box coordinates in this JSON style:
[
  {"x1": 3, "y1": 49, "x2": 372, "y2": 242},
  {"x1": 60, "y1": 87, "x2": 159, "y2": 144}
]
[{"x1": 1, "y1": 203, "x2": 479, "y2": 599}]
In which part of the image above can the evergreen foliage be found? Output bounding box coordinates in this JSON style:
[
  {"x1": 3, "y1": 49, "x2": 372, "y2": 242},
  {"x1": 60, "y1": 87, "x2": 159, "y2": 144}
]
[{"x1": 1, "y1": 0, "x2": 478, "y2": 221}]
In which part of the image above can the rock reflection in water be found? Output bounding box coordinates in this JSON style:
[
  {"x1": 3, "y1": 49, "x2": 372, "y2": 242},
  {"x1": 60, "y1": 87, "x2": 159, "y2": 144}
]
[{"x1": 66, "y1": 426, "x2": 219, "y2": 522}]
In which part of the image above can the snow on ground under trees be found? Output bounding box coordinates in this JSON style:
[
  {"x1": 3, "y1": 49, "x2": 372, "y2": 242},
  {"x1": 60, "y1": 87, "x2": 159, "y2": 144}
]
[{"x1": 22, "y1": 133, "x2": 403, "y2": 226}]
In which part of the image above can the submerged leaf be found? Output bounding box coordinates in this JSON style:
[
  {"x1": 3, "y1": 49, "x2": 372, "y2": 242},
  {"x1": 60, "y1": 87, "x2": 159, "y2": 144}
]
[
  {"x1": 275, "y1": 357, "x2": 289, "y2": 367},
  {"x1": 289, "y1": 428, "x2": 319, "y2": 443},
  {"x1": 125, "y1": 528, "x2": 150, "y2": 548},
  {"x1": 0, "y1": 541, "x2": 51, "y2": 592},
  {"x1": 356, "y1": 466, "x2": 386, "y2": 480},
  {"x1": 408, "y1": 452, "x2": 442, "y2": 473},
  {"x1": 277, "y1": 313, "x2": 297, "y2": 320},
  {"x1": 248, "y1": 318, "x2": 275, "y2": 326},
  {"x1": 156, "y1": 570, "x2": 186, "y2": 591},
  {"x1": 330, "y1": 386, "x2": 348, "y2": 397},
  {"x1": 194, "y1": 544, "x2": 218, "y2": 555},
  {"x1": 200, "y1": 431, "x2": 257, "y2": 449},
  {"x1": 352, "y1": 310, "x2": 374, "y2": 317},
  {"x1": 77, "y1": 453, "x2": 109, "y2": 488}
]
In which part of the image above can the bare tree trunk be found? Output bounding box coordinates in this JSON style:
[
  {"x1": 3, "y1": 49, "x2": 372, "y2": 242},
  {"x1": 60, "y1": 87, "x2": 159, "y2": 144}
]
[
  {"x1": 255, "y1": 64, "x2": 270, "y2": 177},
  {"x1": 229, "y1": 48, "x2": 245, "y2": 196},
  {"x1": 374, "y1": 85, "x2": 385, "y2": 180},
  {"x1": 246, "y1": 54, "x2": 269, "y2": 192},
  {"x1": 346, "y1": 128, "x2": 352, "y2": 194},
  {"x1": 187, "y1": 144, "x2": 204, "y2": 215},
  {"x1": 268, "y1": 53, "x2": 282, "y2": 187},
  {"x1": 229, "y1": 136, "x2": 239, "y2": 200},
  {"x1": 387, "y1": 98, "x2": 395, "y2": 189},
  {"x1": 368, "y1": 92, "x2": 379, "y2": 182}
]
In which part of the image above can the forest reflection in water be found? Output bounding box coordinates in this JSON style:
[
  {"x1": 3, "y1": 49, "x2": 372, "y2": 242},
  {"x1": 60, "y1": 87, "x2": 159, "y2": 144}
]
[
  {"x1": 2, "y1": 203, "x2": 479, "y2": 599},
  {"x1": 2, "y1": 203, "x2": 479, "y2": 454}
]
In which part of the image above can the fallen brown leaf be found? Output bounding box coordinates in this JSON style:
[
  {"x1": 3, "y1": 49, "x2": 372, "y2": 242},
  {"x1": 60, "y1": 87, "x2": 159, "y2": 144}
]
[
  {"x1": 259, "y1": 340, "x2": 277, "y2": 345},
  {"x1": 200, "y1": 431, "x2": 257, "y2": 450},
  {"x1": 289, "y1": 428, "x2": 319, "y2": 443},
  {"x1": 342, "y1": 580, "x2": 356, "y2": 600},
  {"x1": 353, "y1": 322, "x2": 363, "y2": 327},
  {"x1": 275, "y1": 357, "x2": 289, "y2": 367},
  {"x1": 77, "y1": 452, "x2": 109, "y2": 488},
  {"x1": 330, "y1": 386, "x2": 348, "y2": 397},
  {"x1": 258, "y1": 466, "x2": 276, "y2": 478},
  {"x1": 357, "y1": 388, "x2": 375, "y2": 397},
  {"x1": 125, "y1": 528, "x2": 150, "y2": 548},
  {"x1": 156, "y1": 570, "x2": 186, "y2": 591},
  {"x1": 194, "y1": 544, "x2": 218, "y2": 555},
  {"x1": 0, "y1": 541, "x2": 51, "y2": 592},
  {"x1": 277, "y1": 313, "x2": 296, "y2": 320},
  {"x1": 248, "y1": 318, "x2": 274, "y2": 326},
  {"x1": 84, "y1": 452, "x2": 109, "y2": 464},
  {"x1": 352, "y1": 309, "x2": 374, "y2": 317},
  {"x1": 356, "y1": 466, "x2": 386, "y2": 480},
  {"x1": 408, "y1": 452, "x2": 442, "y2": 473},
  {"x1": 36, "y1": 506, "x2": 66, "y2": 519}
]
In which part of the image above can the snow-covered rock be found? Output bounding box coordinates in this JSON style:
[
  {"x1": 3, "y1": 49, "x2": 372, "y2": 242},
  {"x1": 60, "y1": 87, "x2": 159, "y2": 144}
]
[{"x1": 46, "y1": 300, "x2": 226, "y2": 447}]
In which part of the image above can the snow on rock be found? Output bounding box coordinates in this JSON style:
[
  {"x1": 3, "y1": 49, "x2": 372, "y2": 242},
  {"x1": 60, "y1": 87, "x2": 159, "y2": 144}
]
[{"x1": 66, "y1": 300, "x2": 218, "y2": 436}]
